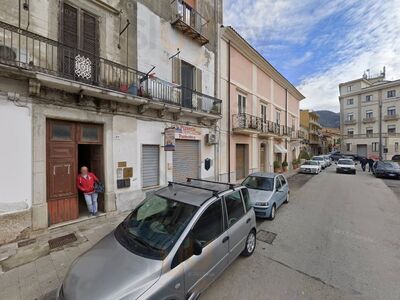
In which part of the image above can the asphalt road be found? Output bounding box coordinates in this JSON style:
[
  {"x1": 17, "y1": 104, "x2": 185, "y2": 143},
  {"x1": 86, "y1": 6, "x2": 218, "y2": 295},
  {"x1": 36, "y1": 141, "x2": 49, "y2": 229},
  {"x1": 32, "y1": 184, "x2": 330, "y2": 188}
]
[{"x1": 203, "y1": 166, "x2": 400, "y2": 300}]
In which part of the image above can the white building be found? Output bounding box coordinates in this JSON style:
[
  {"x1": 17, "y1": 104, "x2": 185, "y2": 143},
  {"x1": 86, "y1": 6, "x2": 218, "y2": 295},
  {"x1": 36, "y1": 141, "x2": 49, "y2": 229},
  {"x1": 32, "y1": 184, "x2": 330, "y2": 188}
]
[
  {"x1": 339, "y1": 69, "x2": 400, "y2": 159},
  {"x1": 0, "y1": 0, "x2": 222, "y2": 243}
]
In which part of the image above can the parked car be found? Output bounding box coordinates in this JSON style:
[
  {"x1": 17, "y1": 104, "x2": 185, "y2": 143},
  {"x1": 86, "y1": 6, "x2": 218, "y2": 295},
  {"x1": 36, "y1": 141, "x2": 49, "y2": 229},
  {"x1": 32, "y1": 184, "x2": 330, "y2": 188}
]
[
  {"x1": 57, "y1": 179, "x2": 257, "y2": 300},
  {"x1": 392, "y1": 155, "x2": 400, "y2": 162},
  {"x1": 330, "y1": 152, "x2": 343, "y2": 161},
  {"x1": 299, "y1": 160, "x2": 321, "y2": 174},
  {"x1": 322, "y1": 155, "x2": 332, "y2": 166},
  {"x1": 242, "y1": 172, "x2": 289, "y2": 220},
  {"x1": 372, "y1": 161, "x2": 400, "y2": 179},
  {"x1": 312, "y1": 156, "x2": 327, "y2": 169},
  {"x1": 336, "y1": 158, "x2": 356, "y2": 175}
]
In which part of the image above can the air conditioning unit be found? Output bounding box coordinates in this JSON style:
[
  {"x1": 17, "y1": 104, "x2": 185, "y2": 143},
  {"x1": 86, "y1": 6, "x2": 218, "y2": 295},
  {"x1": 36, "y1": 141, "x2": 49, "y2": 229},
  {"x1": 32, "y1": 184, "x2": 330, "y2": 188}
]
[{"x1": 206, "y1": 133, "x2": 218, "y2": 145}]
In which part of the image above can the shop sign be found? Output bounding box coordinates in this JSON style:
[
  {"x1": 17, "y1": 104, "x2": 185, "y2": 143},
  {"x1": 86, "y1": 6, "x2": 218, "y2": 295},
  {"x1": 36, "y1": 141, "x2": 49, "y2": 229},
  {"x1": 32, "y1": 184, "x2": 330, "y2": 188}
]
[
  {"x1": 175, "y1": 125, "x2": 202, "y2": 140},
  {"x1": 164, "y1": 127, "x2": 176, "y2": 151}
]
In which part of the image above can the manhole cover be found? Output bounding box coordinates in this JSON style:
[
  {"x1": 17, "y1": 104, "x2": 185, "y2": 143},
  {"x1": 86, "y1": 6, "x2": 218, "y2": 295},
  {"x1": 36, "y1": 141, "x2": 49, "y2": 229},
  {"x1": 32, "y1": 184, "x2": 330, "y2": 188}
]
[
  {"x1": 48, "y1": 233, "x2": 77, "y2": 249},
  {"x1": 257, "y1": 230, "x2": 277, "y2": 244}
]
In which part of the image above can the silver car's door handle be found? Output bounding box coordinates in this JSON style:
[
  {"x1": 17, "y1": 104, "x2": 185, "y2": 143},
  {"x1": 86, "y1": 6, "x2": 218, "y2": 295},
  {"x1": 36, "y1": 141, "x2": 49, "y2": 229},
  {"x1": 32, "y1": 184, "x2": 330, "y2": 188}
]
[
  {"x1": 222, "y1": 236, "x2": 229, "y2": 243},
  {"x1": 246, "y1": 218, "x2": 251, "y2": 224}
]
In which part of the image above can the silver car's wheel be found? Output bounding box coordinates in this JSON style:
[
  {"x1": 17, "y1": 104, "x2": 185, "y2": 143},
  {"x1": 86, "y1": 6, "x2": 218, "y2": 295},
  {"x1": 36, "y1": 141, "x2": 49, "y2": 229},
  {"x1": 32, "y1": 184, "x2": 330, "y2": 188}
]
[
  {"x1": 284, "y1": 193, "x2": 289, "y2": 203},
  {"x1": 241, "y1": 230, "x2": 256, "y2": 257}
]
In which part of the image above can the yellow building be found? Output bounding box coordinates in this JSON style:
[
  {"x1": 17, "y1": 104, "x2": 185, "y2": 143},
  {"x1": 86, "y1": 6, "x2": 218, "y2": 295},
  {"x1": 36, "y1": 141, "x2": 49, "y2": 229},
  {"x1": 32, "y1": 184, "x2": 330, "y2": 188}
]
[{"x1": 300, "y1": 110, "x2": 322, "y2": 155}]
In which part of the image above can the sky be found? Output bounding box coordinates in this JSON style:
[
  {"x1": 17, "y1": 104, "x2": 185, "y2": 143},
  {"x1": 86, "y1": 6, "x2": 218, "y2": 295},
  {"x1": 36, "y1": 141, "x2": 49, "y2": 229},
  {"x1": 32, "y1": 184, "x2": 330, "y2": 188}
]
[{"x1": 224, "y1": 0, "x2": 400, "y2": 112}]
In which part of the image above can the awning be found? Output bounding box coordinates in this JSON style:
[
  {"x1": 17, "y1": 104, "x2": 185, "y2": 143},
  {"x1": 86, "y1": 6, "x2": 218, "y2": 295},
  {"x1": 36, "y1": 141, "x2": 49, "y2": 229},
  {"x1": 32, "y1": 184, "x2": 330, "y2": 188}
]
[{"x1": 274, "y1": 144, "x2": 288, "y2": 154}]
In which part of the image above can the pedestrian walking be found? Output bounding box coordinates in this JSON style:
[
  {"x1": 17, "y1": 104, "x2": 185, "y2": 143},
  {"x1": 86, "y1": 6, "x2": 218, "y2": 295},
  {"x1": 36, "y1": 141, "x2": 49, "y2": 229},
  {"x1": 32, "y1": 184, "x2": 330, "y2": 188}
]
[
  {"x1": 368, "y1": 158, "x2": 374, "y2": 172},
  {"x1": 77, "y1": 166, "x2": 100, "y2": 217},
  {"x1": 360, "y1": 157, "x2": 367, "y2": 172}
]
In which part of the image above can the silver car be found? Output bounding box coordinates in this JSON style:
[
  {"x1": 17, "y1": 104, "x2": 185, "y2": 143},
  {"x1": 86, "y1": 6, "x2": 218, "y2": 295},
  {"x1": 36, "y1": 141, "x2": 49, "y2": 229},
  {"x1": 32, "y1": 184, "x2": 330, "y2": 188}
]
[
  {"x1": 57, "y1": 179, "x2": 257, "y2": 300},
  {"x1": 242, "y1": 173, "x2": 290, "y2": 219}
]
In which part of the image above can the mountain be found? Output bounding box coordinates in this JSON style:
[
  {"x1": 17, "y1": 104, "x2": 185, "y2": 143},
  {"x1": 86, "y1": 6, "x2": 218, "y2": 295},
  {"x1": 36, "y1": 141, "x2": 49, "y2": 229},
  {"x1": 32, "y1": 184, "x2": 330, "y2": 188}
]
[{"x1": 315, "y1": 110, "x2": 340, "y2": 128}]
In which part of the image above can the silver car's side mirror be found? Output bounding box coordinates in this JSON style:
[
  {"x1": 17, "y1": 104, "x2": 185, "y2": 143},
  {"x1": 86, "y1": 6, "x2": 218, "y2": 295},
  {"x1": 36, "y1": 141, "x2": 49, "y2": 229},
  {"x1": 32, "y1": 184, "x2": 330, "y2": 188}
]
[{"x1": 193, "y1": 239, "x2": 203, "y2": 256}]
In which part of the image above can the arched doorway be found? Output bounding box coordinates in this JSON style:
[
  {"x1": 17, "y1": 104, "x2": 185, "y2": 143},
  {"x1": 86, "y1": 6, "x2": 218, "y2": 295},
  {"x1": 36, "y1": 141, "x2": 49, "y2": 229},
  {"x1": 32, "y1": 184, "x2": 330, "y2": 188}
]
[{"x1": 260, "y1": 142, "x2": 267, "y2": 172}]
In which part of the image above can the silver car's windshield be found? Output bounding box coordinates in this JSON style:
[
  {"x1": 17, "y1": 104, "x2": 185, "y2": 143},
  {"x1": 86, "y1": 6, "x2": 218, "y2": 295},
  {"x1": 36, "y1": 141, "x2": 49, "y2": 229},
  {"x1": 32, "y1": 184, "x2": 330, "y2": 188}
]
[
  {"x1": 242, "y1": 176, "x2": 274, "y2": 191},
  {"x1": 115, "y1": 194, "x2": 198, "y2": 260},
  {"x1": 338, "y1": 160, "x2": 353, "y2": 165},
  {"x1": 304, "y1": 160, "x2": 319, "y2": 166},
  {"x1": 313, "y1": 157, "x2": 324, "y2": 161}
]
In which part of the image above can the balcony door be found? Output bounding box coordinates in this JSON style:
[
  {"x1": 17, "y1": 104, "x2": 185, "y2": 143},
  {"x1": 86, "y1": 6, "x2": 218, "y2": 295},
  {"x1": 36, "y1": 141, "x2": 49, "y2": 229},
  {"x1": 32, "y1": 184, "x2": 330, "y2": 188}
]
[
  {"x1": 181, "y1": 61, "x2": 194, "y2": 108},
  {"x1": 60, "y1": 3, "x2": 99, "y2": 83}
]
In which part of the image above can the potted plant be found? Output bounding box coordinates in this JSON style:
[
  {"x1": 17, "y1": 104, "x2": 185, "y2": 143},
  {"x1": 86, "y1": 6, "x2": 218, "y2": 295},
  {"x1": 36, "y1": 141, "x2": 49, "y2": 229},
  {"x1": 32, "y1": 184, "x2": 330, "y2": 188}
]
[
  {"x1": 282, "y1": 161, "x2": 288, "y2": 172},
  {"x1": 273, "y1": 161, "x2": 281, "y2": 173},
  {"x1": 292, "y1": 159, "x2": 299, "y2": 169}
]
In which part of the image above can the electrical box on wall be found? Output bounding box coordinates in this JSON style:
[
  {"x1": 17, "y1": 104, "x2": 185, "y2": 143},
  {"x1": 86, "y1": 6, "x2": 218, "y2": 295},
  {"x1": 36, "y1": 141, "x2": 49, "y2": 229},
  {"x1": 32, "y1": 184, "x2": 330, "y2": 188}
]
[{"x1": 206, "y1": 133, "x2": 218, "y2": 145}]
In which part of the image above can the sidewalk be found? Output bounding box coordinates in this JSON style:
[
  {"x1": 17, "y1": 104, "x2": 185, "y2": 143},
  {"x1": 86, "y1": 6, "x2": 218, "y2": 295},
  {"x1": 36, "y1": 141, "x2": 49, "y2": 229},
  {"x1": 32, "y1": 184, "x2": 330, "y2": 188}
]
[{"x1": 0, "y1": 212, "x2": 129, "y2": 300}]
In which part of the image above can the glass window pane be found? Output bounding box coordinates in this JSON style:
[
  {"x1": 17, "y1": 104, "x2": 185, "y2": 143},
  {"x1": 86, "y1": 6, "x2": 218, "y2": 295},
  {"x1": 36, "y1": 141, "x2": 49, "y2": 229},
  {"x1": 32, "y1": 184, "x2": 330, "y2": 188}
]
[
  {"x1": 191, "y1": 200, "x2": 223, "y2": 246},
  {"x1": 241, "y1": 188, "x2": 252, "y2": 211},
  {"x1": 82, "y1": 126, "x2": 99, "y2": 141},
  {"x1": 225, "y1": 191, "x2": 245, "y2": 227},
  {"x1": 52, "y1": 124, "x2": 72, "y2": 140}
]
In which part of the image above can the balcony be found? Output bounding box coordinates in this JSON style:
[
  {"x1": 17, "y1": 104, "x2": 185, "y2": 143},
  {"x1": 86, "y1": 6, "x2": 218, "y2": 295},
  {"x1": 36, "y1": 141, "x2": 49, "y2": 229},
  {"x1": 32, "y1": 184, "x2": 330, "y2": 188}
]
[
  {"x1": 0, "y1": 20, "x2": 221, "y2": 118},
  {"x1": 362, "y1": 117, "x2": 376, "y2": 124},
  {"x1": 232, "y1": 113, "x2": 292, "y2": 137},
  {"x1": 384, "y1": 114, "x2": 399, "y2": 121},
  {"x1": 171, "y1": 0, "x2": 209, "y2": 45},
  {"x1": 343, "y1": 133, "x2": 400, "y2": 139},
  {"x1": 344, "y1": 119, "x2": 357, "y2": 125}
]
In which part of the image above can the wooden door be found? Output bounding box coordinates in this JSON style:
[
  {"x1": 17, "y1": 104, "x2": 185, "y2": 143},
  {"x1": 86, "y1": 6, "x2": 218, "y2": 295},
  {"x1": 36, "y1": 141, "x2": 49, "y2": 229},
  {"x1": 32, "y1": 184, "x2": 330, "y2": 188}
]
[
  {"x1": 236, "y1": 144, "x2": 246, "y2": 180},
  {"x1": 61, "y1": 3, "x2": 78, "y2": 79},
  {"x1": 47, "y1": 120, "x2": 79, "y2": 225},
  {"x1": 181, "y1": 61, "x2": 194, "y2": 108}
]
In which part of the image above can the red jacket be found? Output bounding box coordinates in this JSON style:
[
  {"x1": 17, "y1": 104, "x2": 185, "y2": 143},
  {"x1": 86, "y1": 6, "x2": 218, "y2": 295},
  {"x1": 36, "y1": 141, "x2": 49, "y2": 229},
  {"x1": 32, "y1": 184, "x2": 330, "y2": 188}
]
[{"x1": 77, "y1": 172, "x2": 99, "y2": 194}]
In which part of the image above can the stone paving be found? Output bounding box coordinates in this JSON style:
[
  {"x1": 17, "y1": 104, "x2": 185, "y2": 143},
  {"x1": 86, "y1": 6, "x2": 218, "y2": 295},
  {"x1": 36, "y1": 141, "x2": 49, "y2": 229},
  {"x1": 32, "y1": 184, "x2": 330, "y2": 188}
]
[{"x1": 0, "y1": 212, "x2": 129, "y2": 300}]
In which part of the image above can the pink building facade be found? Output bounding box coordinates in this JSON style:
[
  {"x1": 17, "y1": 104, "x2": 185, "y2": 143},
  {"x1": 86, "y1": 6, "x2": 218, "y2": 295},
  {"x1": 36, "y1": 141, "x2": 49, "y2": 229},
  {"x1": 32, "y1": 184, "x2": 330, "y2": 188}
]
[{"x1": 219, "y1": 27, "x2": 305, "y2": 181}]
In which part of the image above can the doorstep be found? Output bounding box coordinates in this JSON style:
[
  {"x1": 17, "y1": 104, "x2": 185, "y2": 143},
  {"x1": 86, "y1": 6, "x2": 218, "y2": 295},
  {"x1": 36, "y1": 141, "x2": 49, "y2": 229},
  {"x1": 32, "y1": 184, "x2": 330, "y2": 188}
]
[{"x1": 0, "y1": 211, "x2": 129, "y2": 273}]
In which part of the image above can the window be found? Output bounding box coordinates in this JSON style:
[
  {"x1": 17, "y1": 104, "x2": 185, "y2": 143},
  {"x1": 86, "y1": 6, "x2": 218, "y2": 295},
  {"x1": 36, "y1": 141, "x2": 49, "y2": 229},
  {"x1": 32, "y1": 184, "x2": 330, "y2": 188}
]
[
  {"x1": 372, "y1": 142, "x2": 379, "y2": 152},
  {"x1": 387, "y1": 90, "x2": 396, "y2": 98},
  {"x1": 346, "y1": 143, "x2": 352, "y2": 152},
  {"x1": 261, "y1": 104, "x2": 267, "y2": 123},
  {"x1": 279, "y1": 175, "x2": 287, "y2": 186},
  {"x1": 366, "y1": 110, "x2": 373, "y2": 119},
  {"x1": 171, "y1": 199, "x2": 223, "y2": 268},
  {"x1": 238, "y1": 94, "x2": 246, "y2": 114},
  {"x1": 347, "y1": 98, "x2": 354, "y2": 105},
  {"x1": 347, "y1": 113, "x2": 354, "y2": 121},
  {"x1": 224, "y1": 191, "x2": 245, "y2": 227},
  {"x1": 388, "y1": 106, "x2": 396, "y2": 116},
  {"x1": 347, "y1": 85, "x2": 353, "y2": 92},
  {"x1": 366, "y1": 128, "x2": 373, "y2": 137},
  {"x1": 347, "y1": 129, "x2": 354, "y2": 136},
  {"x1": 241, "y1": 188, "x2": 252, "y2": 212},
  {"x1": 276, "y1": 110, "x2": 281, "y2": 125},
  {"x1": 191, "y1": 200, "x2": 223, "y2": 247},
  {"x1": 365, "y1": 95, "x2": 372, "y2": 102},
  {"x1": 51, "y1": 123, "x2": 73, "y2": 141},
  {"x1": 275, "y1": 177, "x2": 282, "y2": 190},
  {"x1": 388, "y1": 125, "x2": 396, "y2": 135},
  {"x1": 81, "y1": 126, "x2": 99, "y2": 142},
  {"x1": 395, "y1": 142, "x2": 399, "y2": 153}
]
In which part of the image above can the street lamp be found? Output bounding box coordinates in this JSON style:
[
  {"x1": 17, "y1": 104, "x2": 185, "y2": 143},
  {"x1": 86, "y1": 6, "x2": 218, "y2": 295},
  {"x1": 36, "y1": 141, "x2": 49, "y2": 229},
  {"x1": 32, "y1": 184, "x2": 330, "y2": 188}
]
[{"x1": 379, "y1": 97, "x2": 383, "y2": 160}]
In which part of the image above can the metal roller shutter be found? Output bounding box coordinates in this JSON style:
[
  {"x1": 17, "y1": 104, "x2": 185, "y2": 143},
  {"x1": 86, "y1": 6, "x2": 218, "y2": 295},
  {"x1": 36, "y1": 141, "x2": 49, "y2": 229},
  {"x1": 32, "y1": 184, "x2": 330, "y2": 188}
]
[
  {"x1": 142, "y1": 145, "x2": 160, "y2": 188},
  {"x1": 173, "y1": 140, "x2": 200, "y2": 182}
]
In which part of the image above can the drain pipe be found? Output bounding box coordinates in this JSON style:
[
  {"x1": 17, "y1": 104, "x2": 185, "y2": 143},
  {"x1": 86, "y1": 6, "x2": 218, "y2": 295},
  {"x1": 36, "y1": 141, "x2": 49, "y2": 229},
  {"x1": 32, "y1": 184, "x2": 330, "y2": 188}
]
[
  {"x1": 285, "y1": 88, "x2": 288, "y2": 164},
  {"x1": 227, "y1": 39, "x2": 231, "y2": 182}
]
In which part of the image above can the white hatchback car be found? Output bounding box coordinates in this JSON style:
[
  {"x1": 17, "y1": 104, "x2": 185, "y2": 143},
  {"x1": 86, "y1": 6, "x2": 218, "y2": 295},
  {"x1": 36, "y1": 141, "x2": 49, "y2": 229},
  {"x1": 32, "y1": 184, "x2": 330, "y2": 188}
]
[
  {"x1": 300, "y1": 160, "x2": 322, "y2": 174},
  {"x1": 312, "y1": 156, "x2": 327, "y2": 169},
  {"x1": 336, "y1": 159, "x2": 356, "y2": 175}
]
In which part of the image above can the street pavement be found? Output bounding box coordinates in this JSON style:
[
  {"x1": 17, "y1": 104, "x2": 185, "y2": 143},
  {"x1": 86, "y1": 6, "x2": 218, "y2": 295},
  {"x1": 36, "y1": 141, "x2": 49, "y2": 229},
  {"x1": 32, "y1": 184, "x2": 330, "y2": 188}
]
[
  {"x1": 203, "y1": 166, "x2": 400, "y2": 300},
  {"x1": 0, "y1": 166, "x2": 399, "y2": 300}
]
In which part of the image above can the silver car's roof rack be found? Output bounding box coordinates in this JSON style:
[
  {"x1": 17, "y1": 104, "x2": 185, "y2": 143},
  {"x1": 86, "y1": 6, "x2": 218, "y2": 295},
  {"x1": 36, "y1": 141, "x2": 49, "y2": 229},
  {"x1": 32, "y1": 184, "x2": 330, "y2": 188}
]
[
  {"x1": 168, "y1": 181, "x2": 220, "y2": 196},
  {"x1": 186, "y1": 178, "x2": 236, "y2": 190}
]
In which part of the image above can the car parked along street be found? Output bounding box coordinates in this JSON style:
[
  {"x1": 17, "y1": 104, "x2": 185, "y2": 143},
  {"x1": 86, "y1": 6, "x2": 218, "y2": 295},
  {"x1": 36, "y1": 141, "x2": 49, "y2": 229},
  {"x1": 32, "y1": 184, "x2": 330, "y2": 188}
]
[
  {"x1": 242, "y1": 173, "x2": 290, "y2": 220},
  {"x1": 300, "y1": 160, "x2": 321, "y2": 174},
  {"x1": 312, "y1": 156, "x2": 327, "y2": 169},
  {"x1": 373, "y1": 161, "x2": 400, "y2": 179},
  {"x1": 57, "y1": 179, "x2": 257, "y2": 300}
]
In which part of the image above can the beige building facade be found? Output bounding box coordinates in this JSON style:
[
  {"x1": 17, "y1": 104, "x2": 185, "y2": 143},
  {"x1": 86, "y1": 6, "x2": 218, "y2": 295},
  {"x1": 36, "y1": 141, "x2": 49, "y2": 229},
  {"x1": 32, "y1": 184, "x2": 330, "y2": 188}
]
[
  {"x1": 300, "y1": 110, "x2": 322, "y2": 155},
  {"x1": 339, "y1": 70, "x2": 400, "y2": 159}
]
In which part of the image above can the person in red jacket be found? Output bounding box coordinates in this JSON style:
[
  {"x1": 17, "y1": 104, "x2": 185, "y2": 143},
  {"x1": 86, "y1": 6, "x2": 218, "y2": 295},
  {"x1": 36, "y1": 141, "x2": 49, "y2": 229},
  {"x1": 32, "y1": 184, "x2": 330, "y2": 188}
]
[{"x1": 77, "y1": 166, "x2": 99, "y2": 216}]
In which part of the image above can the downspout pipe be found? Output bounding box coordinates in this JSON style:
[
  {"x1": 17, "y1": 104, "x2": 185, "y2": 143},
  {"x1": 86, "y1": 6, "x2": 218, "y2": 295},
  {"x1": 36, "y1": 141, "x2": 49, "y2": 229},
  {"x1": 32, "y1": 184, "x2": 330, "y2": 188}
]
[
  {"x1": 285, "y1": 88, "x2": 288, "y2": 163},
  {"x1": 227, "y1": 39, "x2": 231, "y2": 182}
]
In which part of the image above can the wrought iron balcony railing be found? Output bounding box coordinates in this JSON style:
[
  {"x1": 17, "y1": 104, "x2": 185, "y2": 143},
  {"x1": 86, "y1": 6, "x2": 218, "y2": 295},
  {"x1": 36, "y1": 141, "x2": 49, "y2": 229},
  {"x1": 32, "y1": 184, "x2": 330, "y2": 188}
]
[
  {"x1": 171, "y1": 0, "x2": 209, "y2": 45},
  {"x1": 0, "y1": 20, "x2": 221, "y2": 115},
  {"x1": 232, "y1": 113, "x2": 295, "y2": 137}
]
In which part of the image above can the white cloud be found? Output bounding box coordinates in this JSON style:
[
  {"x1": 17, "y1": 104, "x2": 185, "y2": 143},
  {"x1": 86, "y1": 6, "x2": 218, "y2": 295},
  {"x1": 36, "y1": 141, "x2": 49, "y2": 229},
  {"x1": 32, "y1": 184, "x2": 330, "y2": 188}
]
[{"x1": 225, "y1": 0, "x2": 400, "y2": 112}]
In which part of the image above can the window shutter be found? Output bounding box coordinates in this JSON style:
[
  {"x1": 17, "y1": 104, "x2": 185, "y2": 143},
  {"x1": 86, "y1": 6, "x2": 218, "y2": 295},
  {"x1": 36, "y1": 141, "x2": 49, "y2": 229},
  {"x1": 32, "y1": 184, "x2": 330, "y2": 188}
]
[
  {"x1": 172, "y1": 57, "x2": 181, "y2": 85},
  {"x1": 195, "y1": 67, "x2": 202, "y2": 93},
  {"x1": 62, "y1": 4, "x2": 78, "y2": 47},
  {"x1": 82, "y1": 12, "x2": 98, "y2": 55}
]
